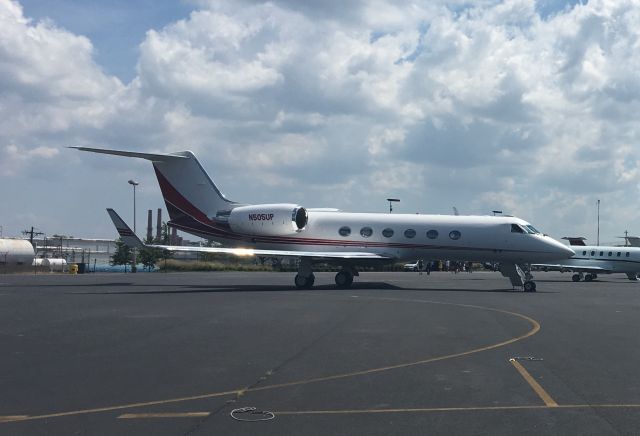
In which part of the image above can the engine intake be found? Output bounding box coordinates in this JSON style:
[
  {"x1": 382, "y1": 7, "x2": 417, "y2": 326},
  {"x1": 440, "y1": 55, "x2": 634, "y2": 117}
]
[{"x1": 228, "y1": 204, "x2": 308, "y2": 236}]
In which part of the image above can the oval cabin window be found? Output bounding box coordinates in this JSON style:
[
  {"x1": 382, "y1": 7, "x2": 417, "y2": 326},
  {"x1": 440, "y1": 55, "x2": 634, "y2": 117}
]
[
  {"x1": 404, "y1": 229, "x2": 416, "y2": 238},
  {"x1": 360, "y1": 227, "x2": 373, "y2": 238}
]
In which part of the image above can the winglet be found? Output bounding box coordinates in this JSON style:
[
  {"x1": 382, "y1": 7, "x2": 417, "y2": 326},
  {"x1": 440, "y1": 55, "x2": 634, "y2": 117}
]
[{"x1": 107, "y1": 208, "x2": 144, "y2": 248}]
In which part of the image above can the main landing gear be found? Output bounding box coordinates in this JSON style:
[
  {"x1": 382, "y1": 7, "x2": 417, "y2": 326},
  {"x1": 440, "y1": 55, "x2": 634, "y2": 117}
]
[
  {"x1": 294, "y1": 258, "x2": 357, "y2": 289},
  {"x1": 295, "y1": 257, "x2": 315, "y2": 289},
  {"x1": 294, "y1": 273, "x2": 315, "y2": 289},
  {"x1": 334, "y1": 269, "x2": 356, "y2": 288},
  {"x1": 572, "y1": 272, "x2": 597, "y2": 282}
]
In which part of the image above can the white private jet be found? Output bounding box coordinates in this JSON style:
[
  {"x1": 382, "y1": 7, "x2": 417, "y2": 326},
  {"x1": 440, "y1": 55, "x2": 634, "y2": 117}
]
[
  {"x1": 534, "y1": 237, "x2": 640, "y2": 282},
  {"x1": 72, "y1": 147, "x2": 573, "y2": 291}
]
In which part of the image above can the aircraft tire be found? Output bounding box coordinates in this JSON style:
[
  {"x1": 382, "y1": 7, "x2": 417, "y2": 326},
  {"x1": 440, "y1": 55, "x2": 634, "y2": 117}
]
[
  {"x1": 295, "y1": 273, "x2": 315, "y2": 289},
  {"x1": 523, "y1": 281, "x2": 536, "y2": 292},
  {"x1": 335, "y1": 270, "x2": 354, "y2": 288},
  {"x1": 585, "y1": 274, "x2": 593, "y2": 282},
  {"x1": 571, "y1": 274, "x2": 581, "y2": 282}
]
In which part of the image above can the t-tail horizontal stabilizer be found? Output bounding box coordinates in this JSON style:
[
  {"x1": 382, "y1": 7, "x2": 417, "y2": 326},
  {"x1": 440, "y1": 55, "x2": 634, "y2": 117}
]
[{"x1": 107, "y1": 208, "x2": 144, "y2": 249}]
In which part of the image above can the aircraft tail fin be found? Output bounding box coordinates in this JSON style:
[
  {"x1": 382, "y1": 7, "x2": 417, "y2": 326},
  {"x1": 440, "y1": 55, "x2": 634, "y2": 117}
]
[
  {"x1": 106, "y1": 208, "x2": 145, "y2": 249},
  {"x1": 72, "y1": 147, "x2": 239, "y2": 223}
]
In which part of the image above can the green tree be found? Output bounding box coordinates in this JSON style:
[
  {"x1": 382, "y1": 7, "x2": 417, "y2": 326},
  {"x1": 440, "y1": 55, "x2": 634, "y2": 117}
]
[
  {"x1": 111, "y1": 239, "x2": 132, "y2": 272},
  {"x1": 138, "y1": 237, "x2": 169, "y2": 271}
]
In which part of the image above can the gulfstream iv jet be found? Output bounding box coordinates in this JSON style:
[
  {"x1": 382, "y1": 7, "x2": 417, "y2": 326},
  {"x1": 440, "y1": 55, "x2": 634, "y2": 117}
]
[{"x1": 73, "y1": 147, "x2": 573, "y2": 291}]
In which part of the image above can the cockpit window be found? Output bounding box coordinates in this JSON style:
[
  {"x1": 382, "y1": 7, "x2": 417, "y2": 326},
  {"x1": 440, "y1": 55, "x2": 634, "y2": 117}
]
[
  {"x1": 511, "y1": 223, "x2": 541, "y2": 234},
  {"x1": 525, "y1": 225, "x2": 540, "y2": 234},
  {"x1": 511, "y1": 224, "x2": 525, "y2": 233}
]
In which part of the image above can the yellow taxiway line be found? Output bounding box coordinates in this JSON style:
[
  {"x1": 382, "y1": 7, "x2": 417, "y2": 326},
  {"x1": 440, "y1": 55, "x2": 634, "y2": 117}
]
[
  {"x1": 274, "y1": 403, "x2": 640, "y2": 416},
  {"x1": 0, "y1": 416, "x2": 28, "y2": 423},
  {"x1": 118, "y1": 412, "x2": 210, "y2": 419},
  {"x1": 509, "y1": 358, "x2": 558, "y2": 407}
]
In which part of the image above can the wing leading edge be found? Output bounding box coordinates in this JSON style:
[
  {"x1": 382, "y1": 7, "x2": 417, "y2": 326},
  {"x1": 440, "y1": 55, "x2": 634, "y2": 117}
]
[
  {"x1": 106, "y1": 208, "x2": 391, "y2": 261},
  {"x1": 533, "y1": 263, "x2": 611, "y2": 274}
]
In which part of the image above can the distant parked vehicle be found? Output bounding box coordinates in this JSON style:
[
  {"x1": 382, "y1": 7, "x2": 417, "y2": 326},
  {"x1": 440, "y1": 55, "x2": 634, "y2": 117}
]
[{"x1": 404, "y1": 261, "x2": 420, "y2": 271}]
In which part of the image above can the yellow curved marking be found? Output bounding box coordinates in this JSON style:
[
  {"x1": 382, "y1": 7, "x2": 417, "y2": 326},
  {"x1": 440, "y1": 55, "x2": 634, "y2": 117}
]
[
  {"x1": 0, "y1": 298, "x2": 539, "y2": 424},
  {"x1": 248, "y1": 299, "x2": 540, "y2": 392}
]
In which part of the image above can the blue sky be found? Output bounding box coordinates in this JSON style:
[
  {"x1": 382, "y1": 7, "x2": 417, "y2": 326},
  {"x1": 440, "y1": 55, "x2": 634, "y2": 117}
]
[
  {"x1": 2, "y1": 0, "x2": 640, "y2": 244},
  {"x1": 19, "y1": 0, "x2": 193, "y2": 83}
]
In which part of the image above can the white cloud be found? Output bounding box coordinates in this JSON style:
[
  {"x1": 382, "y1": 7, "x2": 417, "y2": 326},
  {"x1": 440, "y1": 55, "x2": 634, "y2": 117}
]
[
  {"x1": 0, "y1": 143, "x2": 59, "y2": 176},
  {"x1": 2, "y1": 0, "x2": 640, "y2": 241}
]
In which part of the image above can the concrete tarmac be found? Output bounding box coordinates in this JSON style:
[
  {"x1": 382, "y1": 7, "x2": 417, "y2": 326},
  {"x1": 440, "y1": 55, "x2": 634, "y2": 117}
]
[{"x1": 0, "y1": 270, "x2": 639, "y2": 435}]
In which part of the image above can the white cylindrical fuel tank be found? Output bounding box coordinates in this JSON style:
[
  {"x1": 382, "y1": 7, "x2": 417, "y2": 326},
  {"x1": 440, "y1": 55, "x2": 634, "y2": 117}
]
[
  {"x1": 43, "y1": 258, "x2": 67, "y2": 272},
  {"x1": 0, "y1": 239, "x2": 35, "y2": 272}
]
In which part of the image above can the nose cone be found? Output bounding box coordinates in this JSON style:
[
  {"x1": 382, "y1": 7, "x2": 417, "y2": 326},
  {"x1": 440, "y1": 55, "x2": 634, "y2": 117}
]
[{"x1": 546, "y1": 237, "x2": 575, "y2": 259}]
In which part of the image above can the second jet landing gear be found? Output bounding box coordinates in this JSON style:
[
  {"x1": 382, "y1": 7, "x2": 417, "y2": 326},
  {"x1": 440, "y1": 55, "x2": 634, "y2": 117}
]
[{"x1": 572, "y1": 272, "x2": 597, "y2": 282}]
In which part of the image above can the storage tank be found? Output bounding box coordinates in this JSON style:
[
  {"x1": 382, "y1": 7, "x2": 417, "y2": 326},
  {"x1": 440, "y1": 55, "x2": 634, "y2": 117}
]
[
  {"x1": 43, "y1": 258, "x2": 67, "y2": 272},
  {"x1": 0, "y1": 239, "x2": 35, "y2": 273}
]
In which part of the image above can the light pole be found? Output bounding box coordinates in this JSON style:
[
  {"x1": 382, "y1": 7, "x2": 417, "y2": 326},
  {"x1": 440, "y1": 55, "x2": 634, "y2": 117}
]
[
  {"x1": 387, "y1": 198, "x2": 400, "y2": 213},
  {"x1": 596, "y1": 199, "x2": 600, "y2": 246},
  {"x1": 128, "y1": 179, "x2": 139, "y2": 272}
]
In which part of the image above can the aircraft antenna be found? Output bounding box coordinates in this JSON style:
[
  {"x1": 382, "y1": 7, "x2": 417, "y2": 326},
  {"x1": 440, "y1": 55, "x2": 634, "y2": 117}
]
[{"x1": 387, "y1": 198, "x2": 400, "y2": 213}]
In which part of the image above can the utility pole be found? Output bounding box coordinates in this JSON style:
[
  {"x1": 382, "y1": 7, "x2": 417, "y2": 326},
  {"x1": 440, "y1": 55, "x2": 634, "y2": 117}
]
[
  {"x1": 22, "y1": 227, "x2": 44, "y2": 246},
  {"x1": 128, "y1": 180, "x2": 139, "y2": 273}
]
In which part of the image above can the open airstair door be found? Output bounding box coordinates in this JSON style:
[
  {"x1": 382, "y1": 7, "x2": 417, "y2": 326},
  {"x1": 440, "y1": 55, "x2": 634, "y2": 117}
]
[{"x1": 499, "y1": 263, "x2": 535, "y2": 292}]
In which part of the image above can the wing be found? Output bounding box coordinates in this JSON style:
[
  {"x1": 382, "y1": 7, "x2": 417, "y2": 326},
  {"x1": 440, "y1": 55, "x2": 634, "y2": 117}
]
[
  {"x1": 107, "y1": 208, "x2": 391, "y2": 261},
  {"x1": 533, "y1": 263, "x2": 611, "y2": 274}
]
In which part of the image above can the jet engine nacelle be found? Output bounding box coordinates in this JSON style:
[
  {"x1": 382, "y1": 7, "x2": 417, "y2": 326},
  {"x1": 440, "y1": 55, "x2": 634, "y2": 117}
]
[{"x1": 228, "y1": 204, "x2": 308, "y2": 236}]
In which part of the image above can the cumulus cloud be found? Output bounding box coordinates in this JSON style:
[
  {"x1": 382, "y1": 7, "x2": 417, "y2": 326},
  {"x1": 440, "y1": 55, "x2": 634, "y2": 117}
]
[
  {"x1": 2, "y1": 0, "x2": 640, "y2": 240},
  {"x1": 0, "y1": 143, "x2": 59, "y2": 176}
]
